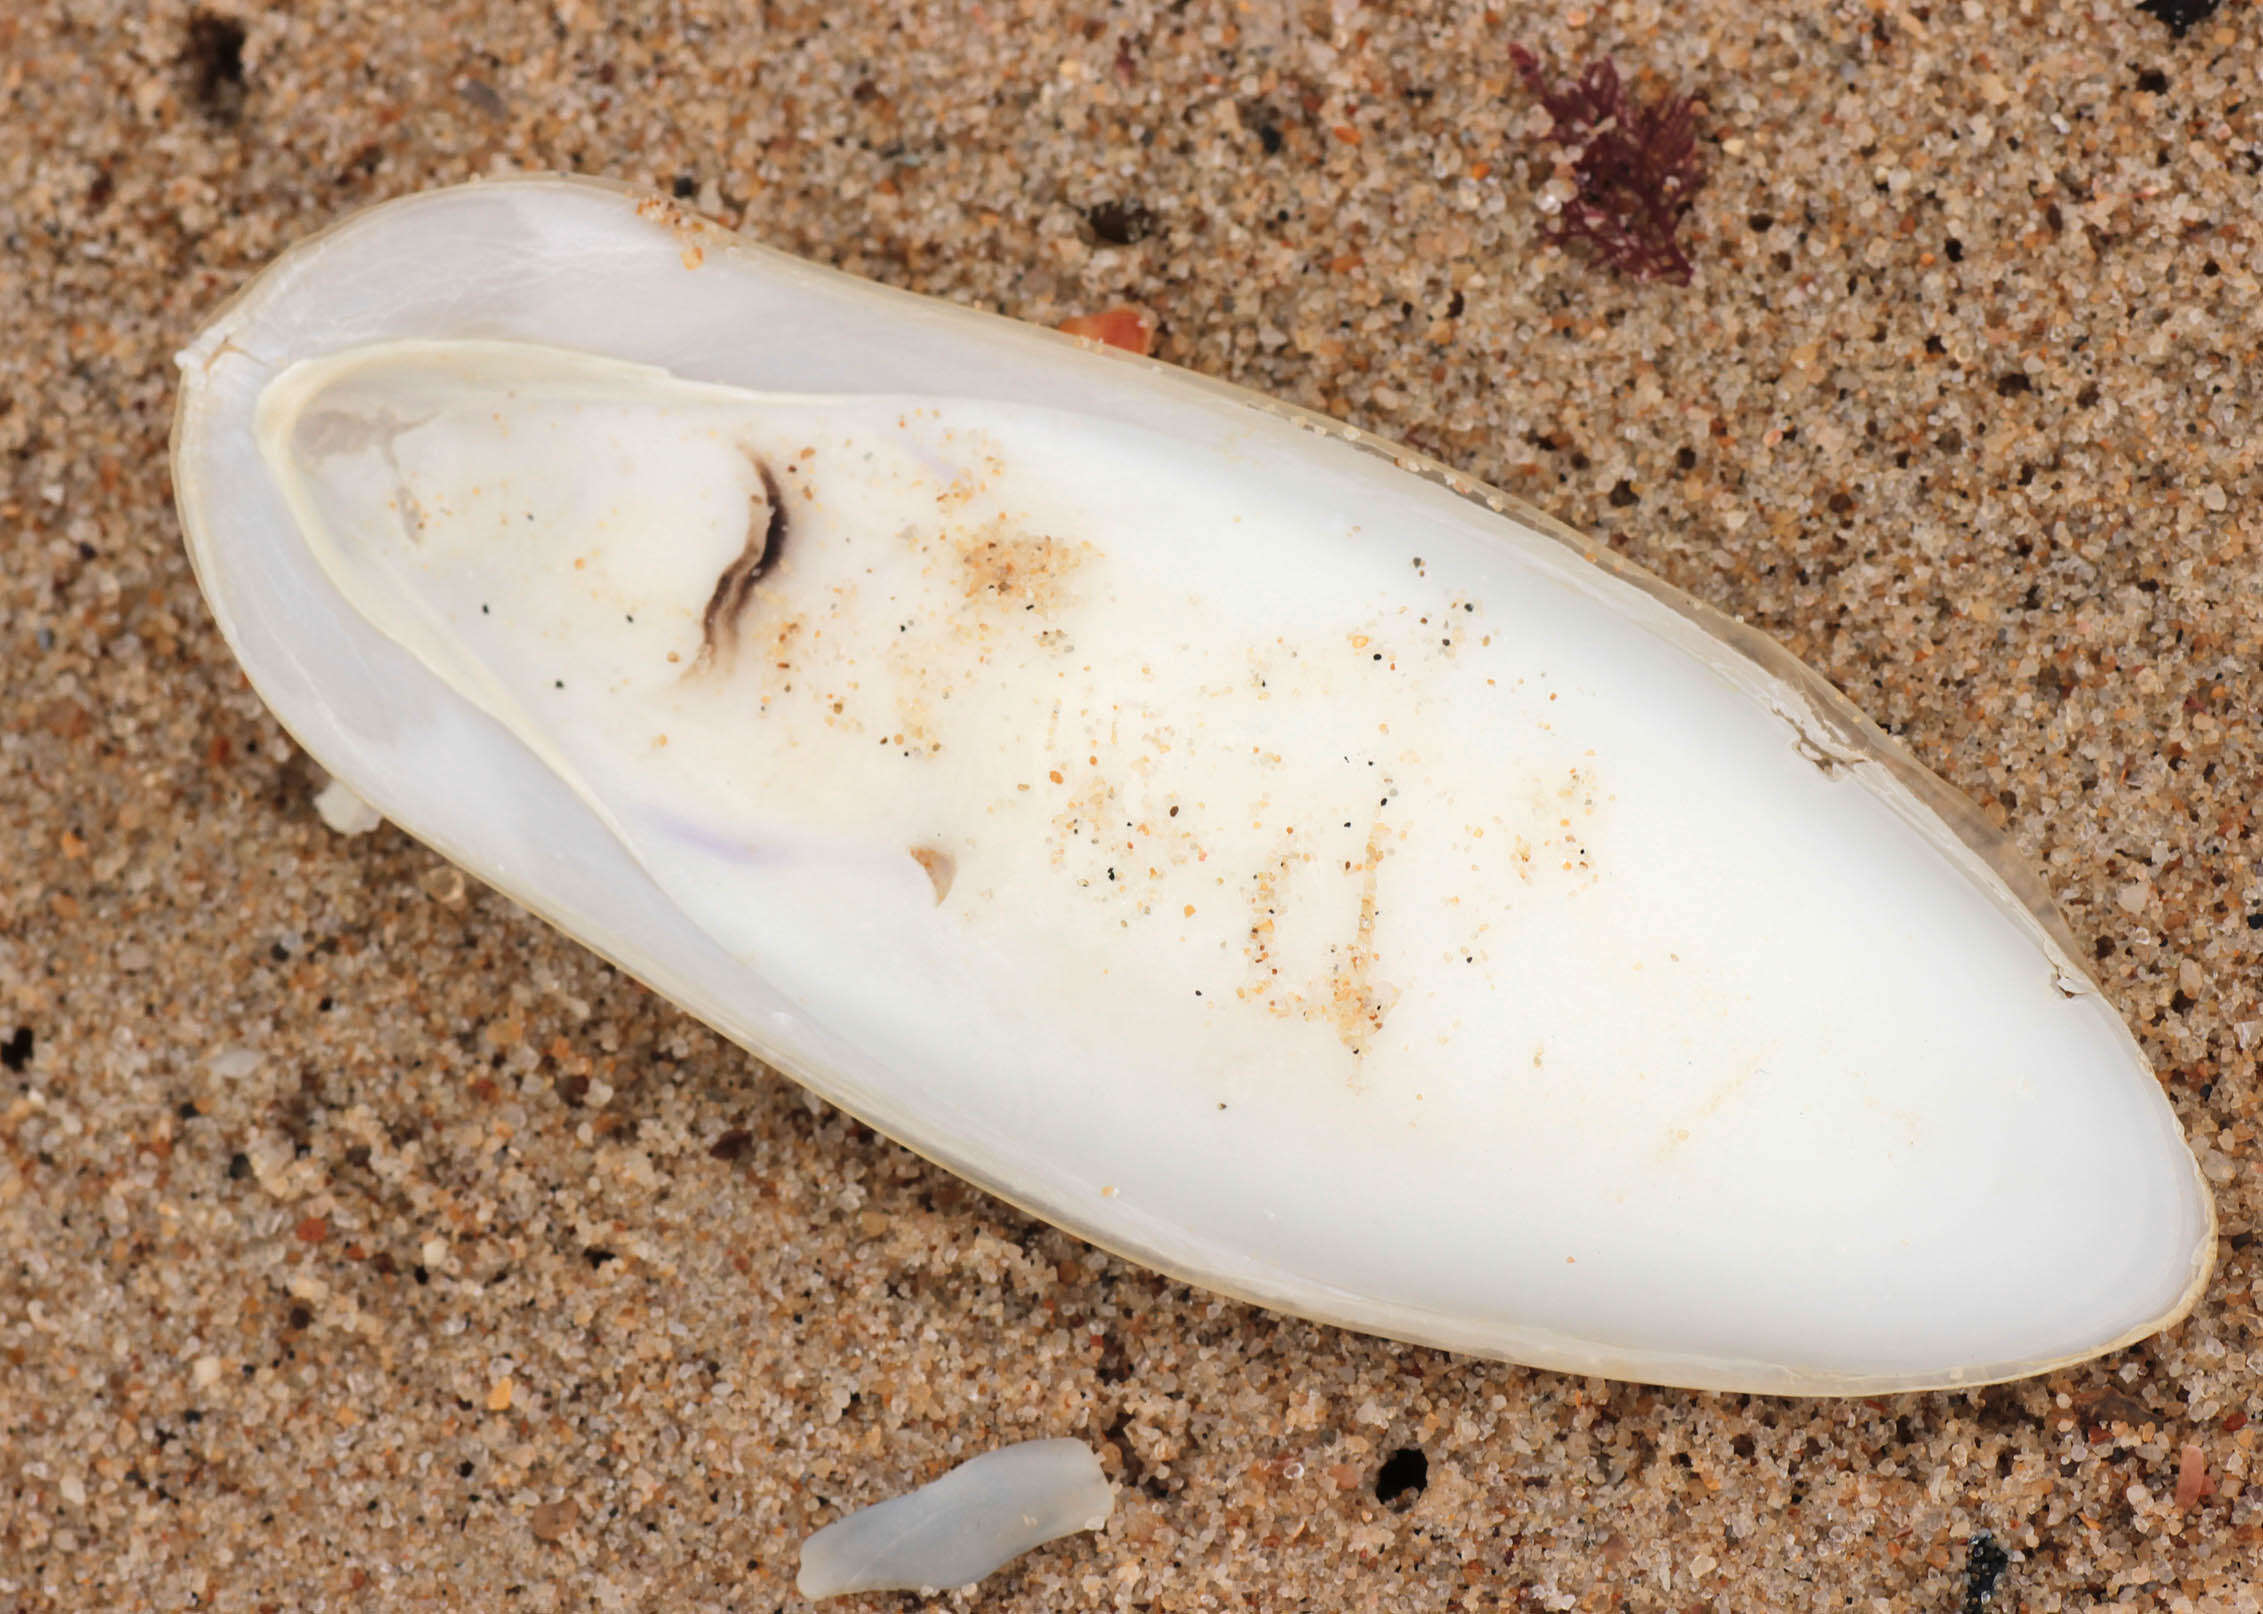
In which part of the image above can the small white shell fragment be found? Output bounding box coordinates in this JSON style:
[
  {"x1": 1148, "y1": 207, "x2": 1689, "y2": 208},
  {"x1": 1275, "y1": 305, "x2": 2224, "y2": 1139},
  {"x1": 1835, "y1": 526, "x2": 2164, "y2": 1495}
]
[
  {"x1": 169, "y1": 177, "x2": 2215, "y2": 1394},
  {"x1": 313, "y1": 775, "x2": 385, "y2": 835},
  {"x1": 796, "y1": 1438, "x2": 1114, "y2": 1599},
  {"x1": 206, "y1": 1045, "x2": 264, "y2": 1081}
]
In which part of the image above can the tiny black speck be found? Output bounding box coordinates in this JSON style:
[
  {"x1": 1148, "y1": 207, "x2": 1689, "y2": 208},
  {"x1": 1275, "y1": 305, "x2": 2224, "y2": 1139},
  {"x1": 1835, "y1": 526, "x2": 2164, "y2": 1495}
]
[
  {"x1": 1, "y1": 1025, "x2": 32, "y2": 1073},
  {"x1": 2246, "y1": 912, "x2": 2262, "y2": 930},
  {"x1": 1256, "y1": 123, "x2": 1283, "y2": 155},
  {"x1": 2135, "y1": 67, "x2": 2172, "y2": 94},
  {"x1": 177, "y1": 1101, "x2": 200, "y2": 1120},
  {"x1": 584, "y1": 1247, "x2": 617, "y2": 1268},
  {"x1": 1608, "y1": 479, "x2": 1638, "y2": 508},
  {"x1": 672, "y1": 174, "x2": 698, "y2": 199},
  {"x1": 1995, "y1": 372, "x2": 2032, "y2": 397},
  {"x1": 1964, "y1": 1531, "x2": 2010, "y2": 1613},
  {"x1": 1944, "y1": 237, "x2": 1964, "y2": 263},
  {"x1": 1375, "y1": 1447, "x2": 1428, "y2": 1507},
  {"x1": 287, "y1": 1304, "x2": 313, "y2": 1331},
  {"x1": 459, "y1": 1460, "x2": 476, "y2": 1477},
  {"x1": 228, "y1": 1152, "x2": 251, "y2": 1180}
]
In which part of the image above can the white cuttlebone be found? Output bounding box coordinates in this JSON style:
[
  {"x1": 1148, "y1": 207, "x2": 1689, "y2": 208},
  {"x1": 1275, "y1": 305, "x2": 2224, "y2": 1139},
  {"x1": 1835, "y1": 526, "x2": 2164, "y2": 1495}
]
[
  {"x1": 796, "y1": 1439, "x2": 1114, "y2": 1598},
  {"x1": 168, "y1": 176, "x2": 2216, "y2": 1394}
]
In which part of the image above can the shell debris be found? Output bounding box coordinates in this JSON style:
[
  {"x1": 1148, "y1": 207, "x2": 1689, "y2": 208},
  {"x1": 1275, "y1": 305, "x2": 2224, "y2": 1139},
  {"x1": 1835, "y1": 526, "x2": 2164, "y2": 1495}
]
[
  {"x1": 796, "y1": 1438, "x2": 1114, "y2": 1598},
  {"x1": 313, "y1": 776, "x2": 384, "y2": 835}
]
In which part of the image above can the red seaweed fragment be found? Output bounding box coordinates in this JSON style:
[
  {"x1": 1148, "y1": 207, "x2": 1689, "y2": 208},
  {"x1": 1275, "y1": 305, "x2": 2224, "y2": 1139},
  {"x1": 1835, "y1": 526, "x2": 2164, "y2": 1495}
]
[{"x1": 1510, "y1": 48, "x2": 1705, "y2": 285}]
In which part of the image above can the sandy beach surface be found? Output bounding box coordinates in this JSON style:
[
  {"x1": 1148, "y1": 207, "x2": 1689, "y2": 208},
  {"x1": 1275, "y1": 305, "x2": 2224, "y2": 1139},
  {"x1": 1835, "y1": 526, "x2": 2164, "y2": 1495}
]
[{"x1": 4, "y1": 1, "x2": 2260, "y2": 1607}]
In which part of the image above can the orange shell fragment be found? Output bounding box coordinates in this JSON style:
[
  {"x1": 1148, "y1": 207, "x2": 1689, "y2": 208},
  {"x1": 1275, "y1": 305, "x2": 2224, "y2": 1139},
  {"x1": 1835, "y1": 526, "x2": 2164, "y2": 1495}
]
[{"x1": 1057, "y1": 306, "x2": 1155, "y2": 356}]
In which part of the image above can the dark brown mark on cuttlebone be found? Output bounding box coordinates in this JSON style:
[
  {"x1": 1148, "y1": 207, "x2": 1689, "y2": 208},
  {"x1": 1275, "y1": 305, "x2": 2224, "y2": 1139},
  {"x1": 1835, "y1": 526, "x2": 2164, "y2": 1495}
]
[{"x1": 698, "y1": 451, "x2": 788, "y2": 666}]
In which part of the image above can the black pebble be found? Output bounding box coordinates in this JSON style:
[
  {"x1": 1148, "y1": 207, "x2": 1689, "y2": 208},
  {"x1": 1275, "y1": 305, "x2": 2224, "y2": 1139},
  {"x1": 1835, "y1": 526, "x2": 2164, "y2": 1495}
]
[
  {"x1": 1375, "y1": 1446, "x2": 1428, "y2": 1507},
  {"x1": 183, "y1": 12, "x2": 247, "y2": 122},
  {"x1": 1086, "y1": 201, "x2": 1156, "y2": 246},
  {"x1": 1964, "y1": 1531, "x2": 2010, "y2": 1613},
  {"x1": 2138, "y1": 0, "x2": 2216, "y2": 31}
]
